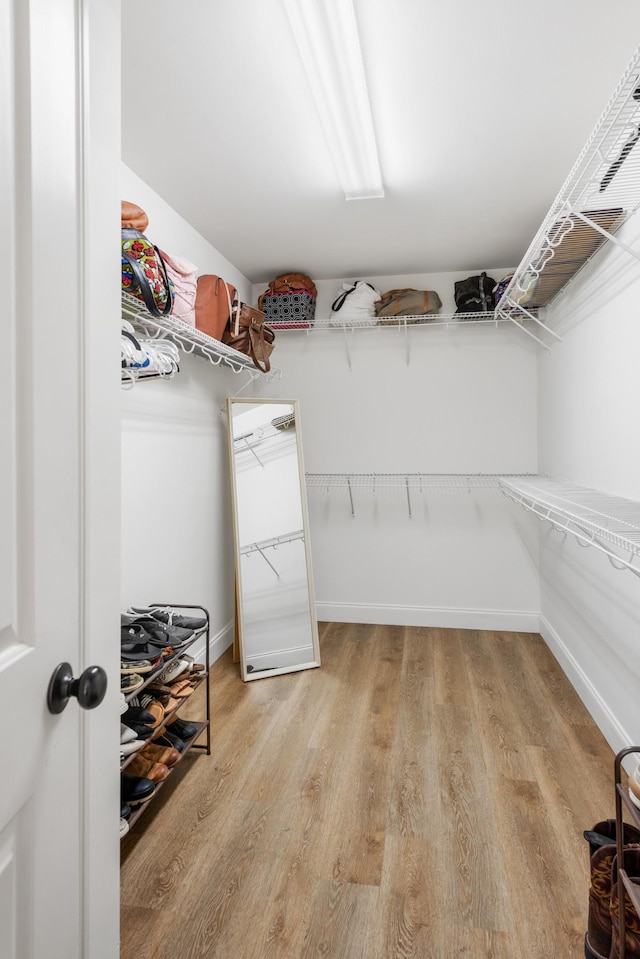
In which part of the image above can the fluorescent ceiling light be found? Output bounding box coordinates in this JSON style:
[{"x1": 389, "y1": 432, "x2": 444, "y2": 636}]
[{"x1": 283, "y1": 0, "x2": 384, "y2": 201}]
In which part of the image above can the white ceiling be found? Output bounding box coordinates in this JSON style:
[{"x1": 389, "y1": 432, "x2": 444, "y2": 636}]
[{"x1": 122, "y1": 1, "x2": 640, "y2": 284}]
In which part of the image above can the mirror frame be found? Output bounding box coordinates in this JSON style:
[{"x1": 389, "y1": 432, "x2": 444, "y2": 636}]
[{"x1": 226, "y1": 397, "x2": 321, "y2": 682}]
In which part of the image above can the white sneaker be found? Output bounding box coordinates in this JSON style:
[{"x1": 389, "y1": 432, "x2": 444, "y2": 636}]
[
  {"x1": 120, "y1": 724, "x2": 137, "y2": 744},
  {"x1": 120, "y1": 818, "x2": 130, "y2": 839},
  {"x1": 121, "y1": 739, "x2": 146, "y2": 756}
]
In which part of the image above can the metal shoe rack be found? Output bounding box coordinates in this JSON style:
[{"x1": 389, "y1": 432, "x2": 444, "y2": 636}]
[
  {"x1": 121, "y1": 604, "x2": 211, "y2": 834},
  {"x1": 614, "y1": 747, "x2": 640, "y2": 958}
]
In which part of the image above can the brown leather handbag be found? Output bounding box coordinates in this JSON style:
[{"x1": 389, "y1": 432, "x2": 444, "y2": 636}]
[
  {"x1": 260, "y1": 272, "x2": 317, "y2": 302},
  {"x1": 222, "y1": 303, "x2": 275, "y2": 373},
  {"x1": 121, "y1": 200, "x2": 149, "y2": 232},
  {"x1": 195, "y1": 276, "x2": 237, "y2": 341}
]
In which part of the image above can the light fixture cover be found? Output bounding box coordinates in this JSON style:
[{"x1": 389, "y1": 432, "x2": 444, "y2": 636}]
[{"x1": 283, "y1": 0, "x2": 384, "y2": 200}]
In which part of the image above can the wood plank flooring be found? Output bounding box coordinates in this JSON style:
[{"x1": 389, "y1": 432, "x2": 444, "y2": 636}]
[{"x1": 120, "y1": 624, "x2": 616, "y2": 959}]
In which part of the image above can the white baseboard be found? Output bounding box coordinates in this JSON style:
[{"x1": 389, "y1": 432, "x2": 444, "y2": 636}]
[
  {"x1": 188, "y1": 619, "x2": 234, "y2": 666},
  {"x1": 316, "y1": 602, "x2": 540, "y2": 632},
  {"x1": 539, "y1": 614, "x2": 637, "y2": 764}
]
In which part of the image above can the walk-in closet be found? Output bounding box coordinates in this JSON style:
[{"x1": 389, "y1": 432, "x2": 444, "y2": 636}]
[{"x1": 7, "y1": 2, "x2": 640, "y2": 958}]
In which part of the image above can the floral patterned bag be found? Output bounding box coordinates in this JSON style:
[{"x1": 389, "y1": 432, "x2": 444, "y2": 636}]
[{"x1": 122, "y1": 227, "x2": 174, "y2": 317}]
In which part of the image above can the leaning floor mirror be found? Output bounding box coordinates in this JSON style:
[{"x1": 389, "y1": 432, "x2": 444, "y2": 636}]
[{"x1": 226, "y1": 398, "x2": 321, "y2": 681}]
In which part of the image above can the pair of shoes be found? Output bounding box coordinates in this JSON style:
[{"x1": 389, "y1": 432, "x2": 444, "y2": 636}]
[
  {"x1": 121, "y1": 772, "x2": 155, "y2": 806},
  {"x1": 121, "y1": 612, "x2": 194, "y2": 649},
  {"x1": 120, "y1": 659, "x2": 157, "y2": 675},
  {"x1": 139, "y1": 742, "x2": 180, "y2": 767},
  {"x1": 121, "y1": 673, "x2": 144, "y2": 694},
  {"x1": 154, "y1": 656, "x2": 192, "y2": 686},
  {"x1": 126, "y1": 753, "x2": 170, "y2": 783},
  {"x1": 584, "y1": 818, "x2": 640, "y2": 959},
  {"x1": 153, "y1": 729, "x2": 185, "y2": 753},
  {"x1": 122, "y1": 703, "x2": 156, "y2": 726},
  {"x1": 128, "y1": 605, "x2": 207, "y2": 631},
  {"x1": 121, "y1": 738, "x2": 146, "y2": 758},
  {"x1": 166, "y1": 715, "x2": 198, "y2": 741}
]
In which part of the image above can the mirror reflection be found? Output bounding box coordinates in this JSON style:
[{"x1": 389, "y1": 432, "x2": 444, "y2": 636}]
[{"x1": 227, "y1": 398, "x2": 321, "y2": 681}]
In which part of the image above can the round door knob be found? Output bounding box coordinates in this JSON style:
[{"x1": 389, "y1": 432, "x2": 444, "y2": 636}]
[{"x1": 47, "y1": 662, "x2": 108, "y2": 714}]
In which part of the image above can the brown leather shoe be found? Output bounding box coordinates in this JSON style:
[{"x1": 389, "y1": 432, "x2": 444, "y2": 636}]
[
  {"x1": 127, "y1": 754, "x2": 170, "y2": 783},
  {"x1": 139, "y1": 743, "x2": 180, "y2": 767}
]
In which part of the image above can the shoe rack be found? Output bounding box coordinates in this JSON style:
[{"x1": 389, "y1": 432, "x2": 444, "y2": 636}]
[
  {"x1": 614, "y1": 746, "x2": 640, "y2": 958},
  {"x1": 121, "y1": 604, "x2": 211, "y2": 833}
]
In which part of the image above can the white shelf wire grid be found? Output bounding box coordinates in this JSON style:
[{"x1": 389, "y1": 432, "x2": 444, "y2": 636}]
[
  {"x1": 305, "y1": 472, "x2": 535, "y2": 489},
  {"x1": 305, "y1": 473, "x2": 538, "y2": 519},
  {"x1": 122, "y1": 291, "x2": 280, "y2": 380},
  {"x1": 499, "y1": 476, "x2": 640, "y2": 576},
  {"x1": 271, "y1": 309, "x2": 541, "y2": 332},
  {"x1": 497, "y1": 46, "x2": 640, "y2": 346}
]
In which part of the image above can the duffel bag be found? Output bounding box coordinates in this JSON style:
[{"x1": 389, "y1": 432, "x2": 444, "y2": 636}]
[
  {"x1": 454, "y1": 272, "x2": 497, "y2": 313},
  {"x1": 376, "y1": 288, "x2": 442, "y2": 321}
]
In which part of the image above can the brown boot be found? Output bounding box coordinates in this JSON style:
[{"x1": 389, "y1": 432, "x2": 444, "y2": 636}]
[
  {"x1": 584, "y1": 820, "x2": 640, "y2": 959},
  {"x1": 610, "y1": 848, "x2": 640, "y2": 959}
]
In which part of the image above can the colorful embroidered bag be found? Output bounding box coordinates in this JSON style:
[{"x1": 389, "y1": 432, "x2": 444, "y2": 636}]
[{"x1": 122, "y1": 227, "x2": 174, "y2": 317}]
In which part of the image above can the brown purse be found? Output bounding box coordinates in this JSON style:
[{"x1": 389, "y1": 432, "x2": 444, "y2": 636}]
[
  {"x1": 195, "y1": 276, "x2": 237, "y2": 341},
  {"x1": 222, "y1": 303, "x2": 275, "y2": 373},
  {"x1": 121, "y1": 200, "x2": 149, "y2": 232},
  {"x1": 261, "y1": 272, "x2": 317, "y2": 301}
]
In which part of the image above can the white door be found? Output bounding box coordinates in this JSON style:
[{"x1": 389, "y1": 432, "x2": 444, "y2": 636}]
[{"x1": 0, "y1": 1, "x2": 121, "y2": 957}]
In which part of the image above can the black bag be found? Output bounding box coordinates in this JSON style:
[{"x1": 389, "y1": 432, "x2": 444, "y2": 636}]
[{"x1": 454, "y1": 272, "x2": 497, "y2": 314}]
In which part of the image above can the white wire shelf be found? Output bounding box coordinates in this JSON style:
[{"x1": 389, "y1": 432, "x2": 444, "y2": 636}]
[
  {"x1": 270, "y1": 309, "x2": 541, "y2": 332},
  {"x1": 271, "y1": 309, "x2": 544, "y2": 369},
  {"x1": 305, "y1": 472, "x2": 534, "y2": 489},
  {"x1": 497, "y1": 47, "x2": 640, "y2": 346},
  {"x1": 305, "y1": 473, "x2": 538, "y2": 519},
  {"x1": 499, "y1": 476, "x2": 640, "y2": 576},
  {"x1": 122, "y1": 292, "x2": 280, "y2": 380}
]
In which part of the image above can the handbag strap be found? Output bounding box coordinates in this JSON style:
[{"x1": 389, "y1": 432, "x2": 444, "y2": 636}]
[
  {"x1": 122, "y1": 244, "x2": 173, "y2": 317},
  {"x1": 221, "y1": 280, "x2": 239, "y2": 337},
  {"x1": 331, "y1": 281, "x2": 375, "y2": 312},
  {"x1": 248, "y1": 322, "x2": 271, "y2": 374}
]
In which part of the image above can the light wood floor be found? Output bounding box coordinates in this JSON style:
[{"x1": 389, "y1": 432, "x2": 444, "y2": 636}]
[{"x1": 120, "y1": 624, "x2": 616, "y2": 959}]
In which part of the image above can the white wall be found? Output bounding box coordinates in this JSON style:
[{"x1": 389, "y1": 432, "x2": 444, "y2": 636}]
[
  {"x1": 250, "y1": 268, "x2": 541, "y2": 630},
  {"x1": 537, "y1": 211, "x2": 640, "y2": 752},
  {"x1": 120, "y1": 164, "x2": 251, "y2": 662}
]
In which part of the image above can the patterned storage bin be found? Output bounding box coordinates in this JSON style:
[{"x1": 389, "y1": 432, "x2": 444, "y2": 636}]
[{"x1": 259, "y1": 291, "x2": 316, "y2": 329}]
